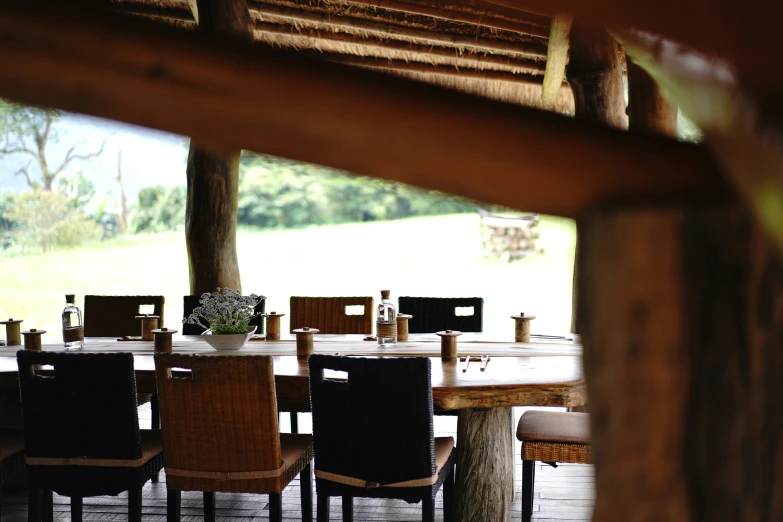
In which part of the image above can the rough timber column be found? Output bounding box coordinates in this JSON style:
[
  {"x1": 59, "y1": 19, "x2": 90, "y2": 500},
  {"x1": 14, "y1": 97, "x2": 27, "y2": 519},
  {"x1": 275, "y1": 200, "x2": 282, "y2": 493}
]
[
  {"x1": 185, "y1": 0, "x2": 253, "y2": 294},
  {"x1": 578, "y1": 201, "x2": 783, "y2": 522},
  {"x1": 627, "y1": 61, "x2": 677, "y2": 135},
  {"x1": 565, "y1": 20, "x2": 626, "y2": 334}
]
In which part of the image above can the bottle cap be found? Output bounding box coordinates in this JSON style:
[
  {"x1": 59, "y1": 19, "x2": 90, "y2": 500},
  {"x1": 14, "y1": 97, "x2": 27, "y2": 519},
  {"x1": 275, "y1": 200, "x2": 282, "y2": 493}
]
[
  {"x1": 380, "y1": 290, "x2": 390, "y2": 299},
  {"x1": 65, "y1": 294, "x2": 75, "y2": 303}
]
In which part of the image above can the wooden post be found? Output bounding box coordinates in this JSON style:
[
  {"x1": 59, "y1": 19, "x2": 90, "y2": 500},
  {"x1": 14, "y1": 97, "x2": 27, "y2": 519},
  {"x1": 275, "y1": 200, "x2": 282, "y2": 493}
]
[
  {"x1": 627, "y1": 61, "x2": 678, "y2": 135},
  {"x1": 456, "y1": 407, "x2": 515, "y2": 522},
  {"x1": 541, "y1": 13, "x2": 573, "y2": 108},
  {"x1": 578, "y1": 201, "x2": 783, "y2": 522},
  {"x1": 566, "y1": 20, "x2": 627, "y2": 334},
  {"x1": 185, "y1": 0, "x2": 253, "y2": 295}
]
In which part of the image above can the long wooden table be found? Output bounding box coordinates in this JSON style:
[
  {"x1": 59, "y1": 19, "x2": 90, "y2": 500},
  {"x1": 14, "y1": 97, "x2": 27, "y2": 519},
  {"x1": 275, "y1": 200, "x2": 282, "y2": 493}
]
[{"x1": 0, "y1": 335, "x2": 585, "y2": 522}]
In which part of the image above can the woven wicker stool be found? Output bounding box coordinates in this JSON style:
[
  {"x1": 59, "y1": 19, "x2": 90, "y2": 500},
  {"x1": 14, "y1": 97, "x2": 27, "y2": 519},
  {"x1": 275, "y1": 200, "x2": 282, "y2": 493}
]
[{"x1": 516, "y1": 411, "x2": 591, "y2": 522}]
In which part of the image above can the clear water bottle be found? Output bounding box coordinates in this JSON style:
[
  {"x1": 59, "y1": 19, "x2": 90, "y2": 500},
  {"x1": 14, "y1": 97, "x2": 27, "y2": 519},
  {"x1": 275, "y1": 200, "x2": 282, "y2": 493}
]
[
  {"x1": 377, "y1": 289, "x2": 397, "y2": 346},
  {"x1": 62, "y1": 294, "x2": 84, "y2": 351}
]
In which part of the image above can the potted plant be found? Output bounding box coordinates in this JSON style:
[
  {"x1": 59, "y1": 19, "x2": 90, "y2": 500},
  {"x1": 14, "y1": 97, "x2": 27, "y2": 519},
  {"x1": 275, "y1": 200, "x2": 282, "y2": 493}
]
[{"x1": 184, "y1": 288, "x2": 265, "y2": 351}]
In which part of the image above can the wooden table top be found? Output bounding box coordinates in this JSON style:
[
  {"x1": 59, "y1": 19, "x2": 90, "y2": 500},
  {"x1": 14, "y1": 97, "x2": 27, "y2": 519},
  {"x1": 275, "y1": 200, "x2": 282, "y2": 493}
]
[{"x1": 0, "y1": 335, "x2": 585, "y2": 410}]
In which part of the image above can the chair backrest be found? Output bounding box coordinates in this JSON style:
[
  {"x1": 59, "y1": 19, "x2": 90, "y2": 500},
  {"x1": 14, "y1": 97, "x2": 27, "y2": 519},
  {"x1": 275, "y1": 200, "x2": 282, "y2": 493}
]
[
  {"x1": 308, "y1": 355, "x2": 435, "y2": 484},
  {"x1": 154, "y1": 354, "x2": 282, "y2": 473},
  {"x1": 182, "y1": 295, "x2": 266, "y2": 336},
  {"x1": 83, "y1": 295, "x2": 165, "y2": 337},
  {"x1": 16, "y1": 351, "x2": 142, "y2": 460},
  {"x1": 289, "y1": 296, "x2": 374, "y2": 334},
  {"x1": 398, "y1": 296, "x2": 484, "y2": 333}
]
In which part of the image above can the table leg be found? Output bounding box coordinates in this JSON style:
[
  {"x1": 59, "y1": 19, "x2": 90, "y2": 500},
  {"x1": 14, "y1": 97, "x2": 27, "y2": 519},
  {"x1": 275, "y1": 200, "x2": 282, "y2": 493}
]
[{"x1": 456, "y1": 407, "x2": 513, "y2": 522}]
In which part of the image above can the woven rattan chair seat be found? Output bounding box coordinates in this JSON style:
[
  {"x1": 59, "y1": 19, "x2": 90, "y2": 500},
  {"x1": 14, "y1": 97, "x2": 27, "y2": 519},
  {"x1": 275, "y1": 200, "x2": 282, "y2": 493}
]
[
  {"x1": 165, "y1": 433, "x2": 313, "y2": 494},
  {"x1": 316, "y1": 436, "x2": 454, "y2": 489},
  {"x1": 516, "y1": 411, "x2": 589, "y2": 445}
]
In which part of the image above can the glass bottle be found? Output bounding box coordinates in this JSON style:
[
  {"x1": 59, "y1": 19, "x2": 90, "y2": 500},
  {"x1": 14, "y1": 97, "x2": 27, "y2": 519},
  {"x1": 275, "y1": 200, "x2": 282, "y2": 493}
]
[
  {"x1": 376, "y1": 289, "x2": 397, "y2": 346},
  {"x1": 62, "y1": 294, "x2": 84, "y2": 351}
]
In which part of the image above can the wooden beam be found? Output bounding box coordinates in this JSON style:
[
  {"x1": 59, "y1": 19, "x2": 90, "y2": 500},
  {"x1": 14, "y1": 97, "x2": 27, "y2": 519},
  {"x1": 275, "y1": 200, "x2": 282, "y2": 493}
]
[
  {"x1": 627, "y1": 60, "x2": 677, "y2": 136},
  {"x1": 480, "y1": 0, "x2": 783, "y2": 104},
  {"x1": 248, "y1": 0, "x2": 549, "y2": 58},
  {"x1": 0, "y1": 2, "x2": 731, "y2": 219},
  {"x1": 616, "y1": 28, "x2": 783, "y2": 261},
  {"x1": 579, "y1": 201, "x2": 783, "y2": 522},
  {"x1": 566, "y1": 20, "x2": 625, "y2": 129},
  {"x1": 253, "y1": 21, "x2": 547, "y2": 73},
  {"x1": 541, "y1": 13, "x2": 572, "y2": 108}
]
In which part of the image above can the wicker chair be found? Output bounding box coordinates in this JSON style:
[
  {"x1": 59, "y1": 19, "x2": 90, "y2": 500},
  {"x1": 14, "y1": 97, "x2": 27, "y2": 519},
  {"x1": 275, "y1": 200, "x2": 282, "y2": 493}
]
[
  {"x1": 83, "y1": 295, "x2": 165, "y2": 430},
  {"x1": 289, "y1": 296, "x2": 374, "y2": 335},
  {"x1": 397, "y1": 297, "x2": 483, "y2": 334},
  {"x1": 182, "y1": 295, "x2": 266, "y2": 336},
  {"x1": 154, "y1": 354, "x2": 314, "y2": 522},
  {"x1": 16, "y1": 351, "x2": 164, "y2": 522},
  {"x1": 288, "y1": 296, "x2": 374, "y2": 433},
  {"x1": 308, "y1": 355, "x2": 456, "y2": 522},
  {"x1": 516, "y1": 411, "x2": 591, "y2": 522},
  {"x1": 0, "y1": 429, "x2": 25, "y2": 521}
]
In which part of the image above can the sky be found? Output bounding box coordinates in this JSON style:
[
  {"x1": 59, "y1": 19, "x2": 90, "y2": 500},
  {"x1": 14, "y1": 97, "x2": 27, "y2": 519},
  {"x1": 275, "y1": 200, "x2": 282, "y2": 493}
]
[{"x1": 0, "y1": 113, "x2": 188, "y2": 202}]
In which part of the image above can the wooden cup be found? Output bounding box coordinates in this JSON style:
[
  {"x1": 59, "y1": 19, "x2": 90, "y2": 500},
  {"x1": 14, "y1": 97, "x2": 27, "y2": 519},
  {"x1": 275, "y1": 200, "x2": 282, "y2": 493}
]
[
  {"x1": 396, "y1": 314, "x2": 412, "y2": 342},
  {"x1": 136, "y1": 315, "x2": 160, "y2": 341},
  {"x1": 0, "y1": 319, "x2": 23, "y2": 346},
  {"x1": 511, "y1": 314, "x2": 536, "y2": 342},
  {"x1": 22, "y1": 329, "x2": 45, "y2": 352},
  {"x1": 265, "y1": 312, "x2": 285, "y2": 341},
  {"x1": 437, "y1": 330, "x2": 462, "y2": 362},
  {"x1": 152, "y1": 328, "x2": 177, "y2": 353},
  {"x1": 293, "y1": 327, "x2": 318, "y2": 360}
]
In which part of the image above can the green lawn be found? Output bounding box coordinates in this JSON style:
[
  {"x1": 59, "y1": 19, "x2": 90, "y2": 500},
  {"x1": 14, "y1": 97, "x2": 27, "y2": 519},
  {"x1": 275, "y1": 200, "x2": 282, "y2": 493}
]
[{"x1": 0, "y1": 214, "x2": 576, "y2": 341}]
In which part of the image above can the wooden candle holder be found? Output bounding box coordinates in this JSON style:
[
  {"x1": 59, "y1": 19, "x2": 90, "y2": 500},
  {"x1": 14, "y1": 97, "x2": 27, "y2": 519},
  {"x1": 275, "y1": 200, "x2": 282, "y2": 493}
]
[
  {"x1": 152, "y1": 328, "x2": 177, "y2": 353},
  {"x1": 396, "y1": 314, "x2": 412, "y2": 342},
  {"x1": 22, "y1": 328, "x2": 45, "y2": 352},
  {"x1": 511, "y1": 313, "x2": 536, "y2": 342},
  {"x1": 136, "y1": 315, "x2": 160, "y2": 341},
  {"x1": 293, "y1": 327, "x2": 318, "y2": 360},
  {"x1": 437, "y1": 330, "x2": 462, "y2": 362},
  {"x1": 0, "y1": 318, "x2": 23, "y2": 347},
  {"x1": 265, "y1": 312, "x2": 285, "y2": 341}
]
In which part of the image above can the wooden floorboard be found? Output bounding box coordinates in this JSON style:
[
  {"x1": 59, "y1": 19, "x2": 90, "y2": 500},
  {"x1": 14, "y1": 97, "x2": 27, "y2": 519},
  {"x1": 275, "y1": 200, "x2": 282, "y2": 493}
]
[{"x1": 0, "y1": 407, "x2": 594, "y2": 521}]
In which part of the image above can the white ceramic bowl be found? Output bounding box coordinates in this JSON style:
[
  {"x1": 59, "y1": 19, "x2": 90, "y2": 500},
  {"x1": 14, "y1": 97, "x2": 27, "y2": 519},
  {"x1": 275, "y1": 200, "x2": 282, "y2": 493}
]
[{"x1": 201, "y1": 326, "x2": 257, "y2": 352}]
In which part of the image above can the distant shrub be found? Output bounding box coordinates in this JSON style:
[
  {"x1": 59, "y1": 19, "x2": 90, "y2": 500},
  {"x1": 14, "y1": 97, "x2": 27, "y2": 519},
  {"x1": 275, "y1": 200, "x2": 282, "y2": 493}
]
[
  {"x1": 129, "y1": 185, "x2": 186, "y2": 233},
  {"x1": 3, "y1": 190, "x2": 102, "y2": 253}
]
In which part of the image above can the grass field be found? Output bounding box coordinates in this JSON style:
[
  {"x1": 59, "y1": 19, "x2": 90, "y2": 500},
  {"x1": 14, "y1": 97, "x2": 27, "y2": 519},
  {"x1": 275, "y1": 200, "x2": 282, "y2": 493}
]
[{"x1": 0, "y1": 214, "x2": 576, "y2": 341}]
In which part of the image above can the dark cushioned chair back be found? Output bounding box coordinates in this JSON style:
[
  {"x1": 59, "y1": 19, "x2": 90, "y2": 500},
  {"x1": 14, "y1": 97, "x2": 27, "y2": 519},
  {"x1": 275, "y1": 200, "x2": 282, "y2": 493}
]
[
  {"x1": 16, "y1": 351, "x2": 142, "y2": 460},
  {"x1": 290, "y1": 296, "x2": 374, "y2": 334},
  {"x1": 398, "y1": 297, "x2": 483, "y2": 333},
  {"x1": 308, "y1": 355, "x2": 434, "y2": 484},
  {"x1": 182, "y1": 295, "x2": 266, "y2": 336},
  {"x1": 83, "y1": 295, "x2": 165, "y2": 337}
]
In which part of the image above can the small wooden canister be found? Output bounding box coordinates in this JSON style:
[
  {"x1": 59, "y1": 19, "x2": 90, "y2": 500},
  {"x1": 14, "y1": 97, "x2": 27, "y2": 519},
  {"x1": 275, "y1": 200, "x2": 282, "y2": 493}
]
[
  {"x1": 396, "y1": 314, "x2": 412, "y2": 342},
  {"x1": 22, "y1": 329, "x2": 45, "y2": 352},
  {"x1": 136, "y1": 315, "x2": 160, "y2": 341},
  {"x1": 437, "y1": 330, "x2": 462, "y2": 362},
  {"x1": 293, "y1": 327, "x2": 318, "y2": 360},
  {"x1": 511, "y1": 314, "x2": 536, "y2": 342},
  {"x1": 265, "y1": 312, "x2": 285, "y2": 341},
  {"x1": 152, "y1": 328, "x2": 177, "y2": 353},
  {"x1": 0, "y1": 318, "x2": 23, "y2": 346}
]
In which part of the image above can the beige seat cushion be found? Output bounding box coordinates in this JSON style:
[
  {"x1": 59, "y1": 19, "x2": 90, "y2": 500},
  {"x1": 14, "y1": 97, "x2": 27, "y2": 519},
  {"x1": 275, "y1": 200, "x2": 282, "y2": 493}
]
[{"x1": 516, "y1": 411, "x2": 589, "y2": 445}]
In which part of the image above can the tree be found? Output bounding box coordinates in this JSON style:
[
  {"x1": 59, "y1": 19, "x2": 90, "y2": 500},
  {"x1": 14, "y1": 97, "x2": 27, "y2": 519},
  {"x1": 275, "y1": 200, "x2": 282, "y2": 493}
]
[{"x1": 0, "y1": 100, "x2": 109, "y2": 191}]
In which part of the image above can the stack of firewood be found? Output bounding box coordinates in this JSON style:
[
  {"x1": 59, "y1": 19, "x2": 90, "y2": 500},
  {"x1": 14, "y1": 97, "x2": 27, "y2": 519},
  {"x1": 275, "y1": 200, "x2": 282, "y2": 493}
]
[{"x1": 479, "y1": 210, "x2": 540, "y2": 262}]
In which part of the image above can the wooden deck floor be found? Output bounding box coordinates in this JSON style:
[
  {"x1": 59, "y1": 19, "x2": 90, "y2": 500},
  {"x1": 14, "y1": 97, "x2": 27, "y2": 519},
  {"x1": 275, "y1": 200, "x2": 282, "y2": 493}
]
[{"x1": 0, "y1": 407, "x2": 594, "y2": 522}]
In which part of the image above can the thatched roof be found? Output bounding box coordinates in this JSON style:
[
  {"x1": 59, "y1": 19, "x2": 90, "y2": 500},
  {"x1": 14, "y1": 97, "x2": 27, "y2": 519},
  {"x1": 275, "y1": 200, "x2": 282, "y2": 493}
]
[{"x1": 113, "y1": 0, "x2": 574, "y2": 113}]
